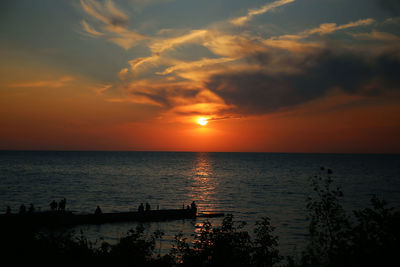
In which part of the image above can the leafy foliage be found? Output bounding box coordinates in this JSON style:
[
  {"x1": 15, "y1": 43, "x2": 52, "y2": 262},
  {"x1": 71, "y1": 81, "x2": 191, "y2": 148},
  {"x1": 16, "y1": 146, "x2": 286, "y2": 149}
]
[
  {"x1": 171, "y1": 214, "x2": 281, "y2": 267},
  {"x1": 253, "y1": 217, "x2": 282, "y2": 267},
  {"x1": 301, "y1": 169, "x2": 351, "y2": 266},
  {"x1": 292, "y1": 168, "x2": 400, "y2": 267}
]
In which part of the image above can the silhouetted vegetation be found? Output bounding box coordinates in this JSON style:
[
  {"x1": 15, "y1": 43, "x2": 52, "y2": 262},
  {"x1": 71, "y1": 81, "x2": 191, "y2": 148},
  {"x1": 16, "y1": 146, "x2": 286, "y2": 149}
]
[
  {"x1": 289, "y1": 168, "x2": 400, "y2": 267},
  {"x1": 170, "y1": 214, "x2": 281, "y2": 267},
  {"x1": 1, "y1": 169, "x2": 399, "y2": 266}
]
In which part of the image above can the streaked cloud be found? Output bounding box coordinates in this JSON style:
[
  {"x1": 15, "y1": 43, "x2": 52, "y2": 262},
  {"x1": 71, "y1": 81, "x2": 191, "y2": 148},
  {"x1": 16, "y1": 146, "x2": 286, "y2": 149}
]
[
  {"x1": 230, "y1": 0, "x2": 296, "y2": 26},
  {"x1": 80, "y1": 0, "x2": 128, "y2": 28},
  {"x1": 304, "y1": 19, "x2": 375, "y2": 36},
  {"x1": 90, "y1": 83, "x2": 112, "y2": 95},
  {"x1": 157, "y1": 57, "x2": 235, "y2": 76},
  {"x1": 81, "y1": 20, "x2": 104, "y2": 37},
  {"x1": 8, "y1": 76, "x2": 75, "y2": 88},
  {"x1": 149, "y1": 30, "x2": 208, "y2": 54},
  {"x1": 384, "y1": 17, "x2": 400, "y2": 24},
  {"x1": 80, "y1": 0, "x2": 148, "y2": 49},
  {"x1": 352, "y1": 31, "x2": 400, "y2": 42}
]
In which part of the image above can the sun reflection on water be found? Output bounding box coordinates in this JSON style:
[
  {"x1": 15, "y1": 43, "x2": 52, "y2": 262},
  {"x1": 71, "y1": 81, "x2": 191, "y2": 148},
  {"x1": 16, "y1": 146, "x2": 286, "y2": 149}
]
[{"x1": 189, "y1": 152, "x2": 219, "y2": 213}]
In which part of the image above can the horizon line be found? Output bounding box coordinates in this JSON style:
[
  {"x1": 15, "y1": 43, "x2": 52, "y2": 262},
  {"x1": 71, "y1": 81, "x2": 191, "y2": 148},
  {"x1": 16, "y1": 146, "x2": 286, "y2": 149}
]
[{"x1": 0, "y1": 149, "x2": 398, "y2": 155}]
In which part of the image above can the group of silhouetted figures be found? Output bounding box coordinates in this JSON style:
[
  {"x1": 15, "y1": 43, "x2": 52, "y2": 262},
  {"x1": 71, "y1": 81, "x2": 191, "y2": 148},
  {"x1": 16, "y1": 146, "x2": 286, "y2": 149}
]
[
  {"x1": 5, "y1": 200, "x2": 198, "y2": 216},
  {"x1": 93, "y1": 201, "x2": 197, "y2": 216},
  {"x1": 189, "y1": 201, "x2": 197, "y2": 211},
  {"x1": 138, "y1": 202, "x2": 152, "y2": 212},
  {"x1": 5, "y1": 203, "x2": 37, "y2": 214},
  {"x1": 50, "y1": 198, "x2": 67, "y2": 212},
  {"x1": 4, "y1": 198, "x2": 68, "y2": 215},
  {"x1": 137, "y1": 201, "x2": 197, "y2": 212}
]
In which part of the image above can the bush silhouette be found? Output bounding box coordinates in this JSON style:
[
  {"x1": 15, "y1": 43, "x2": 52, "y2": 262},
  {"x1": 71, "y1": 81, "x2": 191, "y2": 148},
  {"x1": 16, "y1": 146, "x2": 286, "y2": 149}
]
[
  {"x1": 291, "y1": 168, "x2": 400, "y2": 267},
  {"x1": 170, "y1": 214, "x2": 281, "y2": 267}
]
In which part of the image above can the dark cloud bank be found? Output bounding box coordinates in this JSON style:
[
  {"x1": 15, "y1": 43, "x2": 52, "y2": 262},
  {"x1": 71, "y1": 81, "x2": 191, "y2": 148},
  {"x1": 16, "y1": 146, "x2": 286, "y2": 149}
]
[{"x1": 206, "y1": 47, "x2": 400, "y2": 114}]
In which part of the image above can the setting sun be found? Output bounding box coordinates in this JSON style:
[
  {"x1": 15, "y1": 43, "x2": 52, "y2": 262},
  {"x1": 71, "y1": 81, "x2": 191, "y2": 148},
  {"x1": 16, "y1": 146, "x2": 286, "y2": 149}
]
[{"x1": 197, "y1": 118, "x2": 208, "y2": 126}]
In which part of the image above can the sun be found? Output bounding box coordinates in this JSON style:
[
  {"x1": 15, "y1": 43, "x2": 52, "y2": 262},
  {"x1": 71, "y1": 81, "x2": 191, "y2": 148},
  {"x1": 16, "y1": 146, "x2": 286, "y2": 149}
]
[{"x1": 197, "y1": 117, "x2": 208, "y2": 126}]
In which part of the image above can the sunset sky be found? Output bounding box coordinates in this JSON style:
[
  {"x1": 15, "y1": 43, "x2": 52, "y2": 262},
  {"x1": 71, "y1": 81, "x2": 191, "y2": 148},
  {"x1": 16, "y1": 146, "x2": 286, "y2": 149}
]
[{"x1": 1, "y1": 0, "x2": 399, "y2": 152}]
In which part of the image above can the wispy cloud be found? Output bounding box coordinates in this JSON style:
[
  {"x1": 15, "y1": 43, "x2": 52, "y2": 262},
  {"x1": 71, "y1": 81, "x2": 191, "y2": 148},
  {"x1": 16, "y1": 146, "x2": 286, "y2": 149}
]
[
  {"x1": 352, "y1": 31, "x2": 400, "y2": 42},
  {"x1": 90, "y1": 83, "x2": 112, "y2": 95},
  {"x1": 80, "y1": 0, "x2": 148, "y2": 49},
  {"x1": 149, "y1": 30, "x2": 208, "y2": 54},
  {"x1": 304, "y1": 19, "x2": 375, "y2": 36},
  {"x1": 9, "y1": 76, "x2": 75, "y2": 88},
  {"x1": 80, "y1": 0, "x2": 128, "y2": 28},
  {"x1": 157, "y1": 57, "x2": 235, "y2": 76},
  {"x1": 263, "y1": 19, "x2": 376, "y2": 52},
  {"x1": 230, "y1": 0, "x2": 296, "y2": 26},
  {"x1": 81, "y1": 20, "x2": 104, "y2": 37}
]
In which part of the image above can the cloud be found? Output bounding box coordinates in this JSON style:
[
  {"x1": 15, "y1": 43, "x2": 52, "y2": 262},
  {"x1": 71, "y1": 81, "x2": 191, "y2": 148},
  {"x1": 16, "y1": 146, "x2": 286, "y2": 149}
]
[
  {"x1": 203, "y1": 32, "x2": 267, "y2": 57},
  {"x1": 268, "y1": 19, "x2": 375, "y2": 42},
  {"x1": 261, "y1": 19, "x2": 375, "y2": 53},
  {"x1": 384, "y1": 17, "x2": 400, "y2": 24},
  {"x1": 352, "y1": 31, "x2": 400, "y2": 42},
  {"x1": 9, "y1": 76, "x2": 75, "y2": 88},
  {"x1": 79, "y1": 0, "x2": 399, "y2": 122},
  {"x1": 80, "y1": 0, "x2": 128, "y2": 28},
  {"x1": 80, "y1": 0, "x2": 148, "y2": 49},
  {"x1": 303, "y1": 19, "x2": 375, "y2": 36},
  {"x1": 156, "y1": 89, "x2": 235, "y2": 122},
  {"x1": 149, "y1": 30, "x2": 208, "y2": 54},
  {"x1": 205, "y1": 46, "x2": 400, "y2": 115},
  {"x1": 111, "y1": 15, "x2": 399, "y2": 120},
  {"x1": 114, "y1": 79, "x2": 199, "y2": 108},
  {"x1": 130, "y1": 0, "x2": 175, "y2": 4},
  {"x1": 230, "y1": 0, "x2": 296, "y2": 26},
  {"x1": 81, "y1": 20, "x2": 104, "y2": 37},
  {"x1": 90, "y1": 83, "x2": 112, "y2": 95},
  {"x1": 108, "y1": 95, "x2": 164, "y2": 107},
  {"x1": 157, "y1": 57, "x2": 235, "y2": 76}
]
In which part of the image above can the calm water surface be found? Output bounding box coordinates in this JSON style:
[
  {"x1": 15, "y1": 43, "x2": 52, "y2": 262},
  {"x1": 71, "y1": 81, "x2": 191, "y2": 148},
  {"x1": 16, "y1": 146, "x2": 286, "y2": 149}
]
[{"x1": 1, "y1": 151, "x2": 399, "y2": 254}]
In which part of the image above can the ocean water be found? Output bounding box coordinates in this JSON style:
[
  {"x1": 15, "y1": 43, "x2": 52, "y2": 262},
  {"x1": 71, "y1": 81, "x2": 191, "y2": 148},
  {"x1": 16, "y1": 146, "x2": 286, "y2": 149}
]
[{"x1": 1, "y1": 151, "x2": 399, "y2": 254}]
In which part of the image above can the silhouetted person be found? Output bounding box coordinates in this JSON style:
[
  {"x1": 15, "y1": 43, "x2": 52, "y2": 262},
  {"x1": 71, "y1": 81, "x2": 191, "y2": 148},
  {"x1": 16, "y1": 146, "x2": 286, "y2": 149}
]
[
  {"x1": 6, "y1": 206, "x2": 11, "y2": 215},
  {"x1": 50, "y1": 200, "x2": 57, "y2": 211},
  {"x1": 145, "y1": 202, "x2": 151, "y2": 211},
  {"x1": 157, "y1": 204, "x2": 159, "y2": 210},
  {"x1": 28, "y1": 203, "x2": 35, "y2": 213},
  {"x1": 94, "y1": 206, "x2": 102, "y2": 215},
  {"x1": 191, "y1": 201, "x2": 197, "y2": 211},
  {"x1": 138, "y1": 203, "x2": 144, "y2": 212},
  {"x1": 58, "y1": 198, "x2": 66, "y2": 211},
  {"x1": 186, "y1": 205, "x2": 190, "y2": 209},
  {"x1": 19, "y1": 204, "x2": 26, "y2": 214}
]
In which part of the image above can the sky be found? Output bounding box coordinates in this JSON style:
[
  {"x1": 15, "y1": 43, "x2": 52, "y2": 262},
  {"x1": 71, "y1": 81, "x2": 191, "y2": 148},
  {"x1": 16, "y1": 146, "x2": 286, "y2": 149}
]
[{"x1": 0, "y1": 0, "x2": 399, "y2": 153}]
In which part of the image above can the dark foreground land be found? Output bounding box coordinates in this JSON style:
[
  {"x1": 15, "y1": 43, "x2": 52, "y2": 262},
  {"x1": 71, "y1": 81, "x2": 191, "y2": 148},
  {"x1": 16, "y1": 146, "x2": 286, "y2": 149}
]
[
  {"x1": 1, "y1": 169, "x2": 399, "y2": 267},
  {"x1": 0, "y1": 208, "x2": 199, "y2": 228}
]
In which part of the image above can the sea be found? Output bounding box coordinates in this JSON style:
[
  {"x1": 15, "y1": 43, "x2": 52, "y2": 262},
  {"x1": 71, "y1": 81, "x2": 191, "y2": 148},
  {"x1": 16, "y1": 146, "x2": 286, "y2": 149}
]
[{"x1": 1, "y1": 151, "x2": 399, "y2": 255}]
